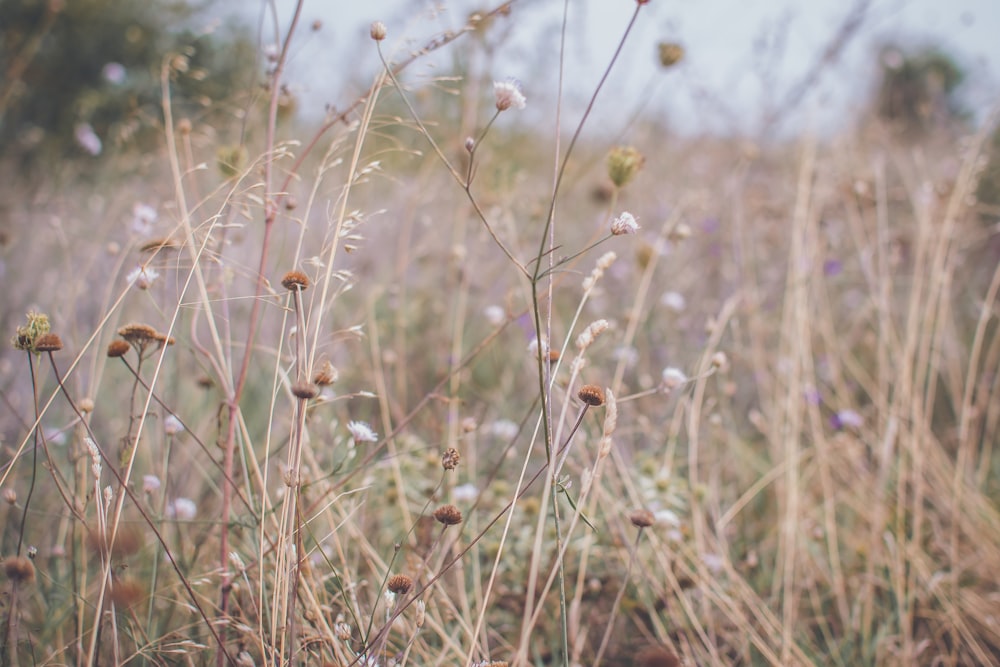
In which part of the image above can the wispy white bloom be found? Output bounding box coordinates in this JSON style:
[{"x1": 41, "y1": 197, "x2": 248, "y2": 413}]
[
  {"x1": 489, "y1": 419, "x2": 519, "y2": 441},
  {"x1": 483, "y1": 305, "x2": 505, "y2": 326},
  {"x1": 131, "y1": 203, "x2": 158, "y2": 236},
  {"x1": 661, "y1": 291, "x2": 686, "y2": 312},
  {"x1": 493, "y1": 78, "x2": 526, "y2": 111},
  {"x1": 75, "y1": 123, "x2": 102, "y2": 155},
  {"x1": 164, "y1": 414, "x2": 184, "y2": 435},
  {"x1": 452, "y1": 483, "x2": 479, "y2": 503},
  {"x1": 611, "y1": 211, "x2": 640, "y2": 236},
  {"x1": 169, "y1": 497, "x2": 197, "y2": 520},
  {"x1": 142, "y1": 474, "x2": 161, "y2": 494},
  {"x1": 661, "y1": 367, "x2": 688, "y2": 391},
  {"x1": 347, "y1": 420, "x2": 378, "y2": 443},
  {"x1": 127, "y1": 264, "x2": 160, "y2": 290},
  {"x1": 101, "y1": 62, "x2": 126, "y2": 84},
  {"x1": 654, "y1": 508, "x2": 680, "y2": 527}
]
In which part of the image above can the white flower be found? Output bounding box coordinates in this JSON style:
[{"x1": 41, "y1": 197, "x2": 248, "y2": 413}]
[
  {"x1": 127, "y1": 264, "x2": 160, "y2": 290},
  {"x1": 654, "y1": 508, "x2": 680, "y2": 527},
  {"x1": 483, "y1": 305, "x2": 505, "y2": 326},
  {"x1": 347, "y1": 420, "x2": 378, "y2": 443},
  {"x1": 661, "y1": 367, "x2": 688, "y2": 391},
  {"x1": 131, "y1": 203, "x2": 158, "y2": 236},
  {"x1": 489, "y1": 419, "x2": 519, "y2": 441},
  {"x1": 142, "y1": 474, "x2": 161, "y2": 494},
  {"x1": 611, "y1": 211, "x2": 640, "y2": 236},
  {"x1": 74, "y1": 123, "x2": 102, "y2": 155},
  {"x1": 101, "y1": 62, "x2": 126, "y2": 84},
  {"x1": 169, "y1": 497, "x2": 197, "y2": 520},
  {"x1": 661, "y1": 291, "x2": 686, "y2": 312},
  {"x1": 164, "y1": 414, "x2": 184, "y2": 435},
  {"x1": 493, "y1": 78, "x2": 526, "y2": 111},
  {"x1": 452, "y1": 483, "x2": 479, "y2": 503}
]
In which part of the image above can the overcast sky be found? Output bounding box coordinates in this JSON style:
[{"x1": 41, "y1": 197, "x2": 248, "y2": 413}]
[{"x1": 246, "y1": 0, "x2": 1000, "y2": 136}]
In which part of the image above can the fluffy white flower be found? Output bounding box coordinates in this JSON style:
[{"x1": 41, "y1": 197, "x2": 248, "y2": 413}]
[
  {"x1": 661, "y1": 367, "x2": 688, "y2": 391},
  {"x1": 493, "y1": 78, "x2": 526, "y2": 111},
  {"x1": 127, "y1": 264, "x2": 160, "y2": 290},
  {"x1": 163, "y1": 414, "x2": 184, "y2": 435},
  {"x1": 661, "y1": 291, "x2": 686, "y2": 312},
  {"x1": 611, "y1": 211, "x2": 640, "y2": 236},
  {"x1": 452, "y1": 483, "x2": 479, "y2": 503},
  {"x1": 169, "y1": 497, "x2": 197, "y2": 520},
  {"x1": 131, "y1": 203, "x2": 158, "y2": 236},
  {"x1": 74, "y1": 123, "x2": 102, "y2": 155},
  {"x1": 142, "y1": 474, "x2": 161, "y2": 494},
  {"x1": 347, "y1": 420, "x2": 378, "y2": 443}
]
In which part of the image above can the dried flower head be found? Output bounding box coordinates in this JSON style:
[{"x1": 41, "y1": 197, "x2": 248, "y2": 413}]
[
  {"x1": 11, "y1": 311, "x2": 50, "y2": 352},
  {"x1": 442, "y1": 447, "x2": 461, "y2": 471},
  {"x1": 291, "y1": 381, "x2": 319, "y2": 399},
  {"x1": 79, "y1": 397, "x2": 95, "y2": 413},
  {"x1": 629, "y1": 508, "x2": 656, "y2": 528},
  {"x1": 578, "y1": 384, "x2": 605, "y2": 407},
  {"x1": 711, "y1": 351, "x2": 729, "y2": 371},
  {"x1": 493, "y1": 78, "x2": 526, "y2": 111},
  {"x1": 118, "y1": 323, "x2": 160, "y2": 348},
  {"x1": 370, "y1": 21, "x2": 387, "y2": 41},
  {"x1": 86, "y1": 525, "x2": 143, "y2": 558},
  {"x1": 281, "y1": 270, "x2": 310, "y2": 291},
  {"x1": 433, "y1": 504, "x2": 463, "y2": 526},
  {"x1": 34, "y1": 333, "x2": 63, "y2": 352},
  {"x1": 3, "y1": 556, "x2": 35, "y2": 584},
  {"x1": 606, "y1": 146, "x2": 644, "y2": 188},
  {"x1": 109, "y1": 577, "x2": 144, "y2": 608},
  {"x1": 658, "y1": 42, "x2": 685, "y2": 68},
  {"x1": 386, "y1": 573, "x2": 413, "y2": 595},
  {"x1": 313, "y1": 360, "x2": 338, "y2": 386},
  {"x1": 107, "y1": 340, "x2": 131, "y2": 358},
  {"x1": 611, "y1": 212, "x2": 640, "y2": 236}
]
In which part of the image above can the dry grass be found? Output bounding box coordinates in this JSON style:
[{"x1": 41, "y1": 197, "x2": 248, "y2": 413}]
[{"x1": 1, "y1": 3, "x2": 999, "y2": 666}]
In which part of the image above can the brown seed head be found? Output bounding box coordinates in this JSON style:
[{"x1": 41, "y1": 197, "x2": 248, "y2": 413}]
[
  {"x1": 386, "y1": 573, "x2": 413, "y2": 595},
  {"x1": 107, "y1": 340, "x2": 131, "y2": 358},
  {"x1": 109, "y1": 577, "x2": 144, "y2": 608},
  {"x1": 629, "y1": 508, "x2": 656, "y2": 528},
  {"x1": 118, "y1": 323, "x2": 159, "y2": 347},
  {"x1": 281, "y1": 270, "x2": 310, "y2": 291},
  {"x1": 291, "y1": 381, "x2": 319, "y2": 399},
  {"x1": 442, "y1": 447, "x2": 461, "y2": 471},
  {"x1": 4, "y1": 556, "x2": 35, "y2": 584},
  {"x1": 433, "y1": 504, "x2": 463, "y2": 526},
  {"x1": 34, "y1": 333, "x2": 63, "y2": 352},
  {"x1": 658, "y1": 42, "x2": 685, "y2": 68},
  {"x1": 313, "y1": 359, "x2": 338, "y2": 386},
  {"x1": 578, "y1": 384, "x2": 605, "y2": 407}
]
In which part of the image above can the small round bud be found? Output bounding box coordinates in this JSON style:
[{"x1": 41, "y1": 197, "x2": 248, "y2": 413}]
[
  {"x1": 79, "y1": 397, "x2": 95, "y2": 413},
  {"x1": 433, "y1": 504, "x2": 463, "y2": 526},
  {"x1": 442, "y1": 447, "x2": 461, "y2": 470},
  {"x1": 4, "y1": 556, "x2": 36, "y2": 584},
  {"x1": 370, "y1": 21, "x2": 387, "y2": 41},
  {"x1": 629, "y1": 508, "x2": 656, "y2": 528},
  {"x1": 386, "y1": 573, "x2": 413, "y2": 595},
  {"x1": 107, "y1": 340, "x2": 131, "y2": 358},
  {"x1": 577, "y1": 384, "x2": 605, "y2": 407},
  {"x1": 291, "y1": 381, "x2": 318, "y2": 399},
  {"x1": 464, "y1": 137, "x2": 475, "y2": 152},
  {"x1": 606, "y1": 146, "x2": 644, "y2": 188},
  {"x1": 711, "y1": 351, "x2": 728, "y2": 371},
  {"x1": 311, "y1": 19, "x2": 322, "y2": 31},
  {"x1": 34, "y1": 333, "x2": 63, "y2": 352}
]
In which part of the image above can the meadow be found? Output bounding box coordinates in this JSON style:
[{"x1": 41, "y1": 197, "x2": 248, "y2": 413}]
[{"x1": 1, "y1": 2, "x2": 999, "y2": 665}]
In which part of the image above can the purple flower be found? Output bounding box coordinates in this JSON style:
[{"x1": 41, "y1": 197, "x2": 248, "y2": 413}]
[{"x1": 823, "y1": 259, "x2": 843, "y2": 276}]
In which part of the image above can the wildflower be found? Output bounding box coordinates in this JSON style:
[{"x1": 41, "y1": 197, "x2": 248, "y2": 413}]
[
  {"x1": 489, "y1": 419, "x2": 518, "y2": 441},
  {"x1": 370, "y1": 21, "x2": 387, "y2": 41},
  {"x1": 578, "y1": 384, "x2": 605, "y2": 407},
  {"x1": 281, "y1": 270, "x2": 310, "y2": 291},
  {"x1": 79, "y1": 397, "x2": 95, "y2": 413},
  {"x1": 452, "y1": 483, "x2": 479, "y2": 503},
  {"x1": 661, "y1": 367, "x2": 687, "y2": 391},
  {"x1": 493, "y1": 78, "x2": 526, "y2": 111},
  {"x1": 101, "y1": 62, "x2": 127, "y2": 84},
  {"x1": 433, "y1": 504, "x2": 463, "y2": 526},
  {"x1": 142, "y1": 474, "x2": 161, "y2": 494},
  {"x1": 347, "y1": 421, "x2": 378, "y2": 443},
  {"x1": 131, "y1": 203, "x2": 158, "y2": 236},
  {"x1": 169, "y1": 497, "x2": 197, "y2": 521},
  {"x1": 483, "y1": 305, "x2": 505, "y2": 326},
  {"x1": 606, "y1": 146, "x2": 644, "y2": 188},
  {"x1": 629, "y1": 508, "x2": 655, "y2": 528},
  {"x1": 386, "y1": 573, "x2": 413, "y2": 595},
  {"x1": 611, "y1": 212, "x2": 640, "y2": 236},
  {"x1": 75, "y1": 123, "x2": 102, "y2": 155},
  {"x1": 661, "y1": 291, "x2": 686, "y2": 312},
  {"x1": 710, "y1": 351, "x2": 728, "y2": 371},
  {"x1": 3, "y1": 557, "x2": 35, "y2": 584},
  {"x1": 657, "y1": 42, "x2": 685, "y2": 68},
  {"x1": 34, "y1": 333, "x2": 63, "y2": 352},
  {"x1": 163, "y1": 415, "x2": 184, "y2": 435},
  {"x1": 127, "y1": 264, "x2": 160, "y2": 290},
  {"x1": 832, "y1": 409, "x2": 863, "y2": 430},
  {"x1": 442, "y1": 447, "x2": 461, "y2": 471}
]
